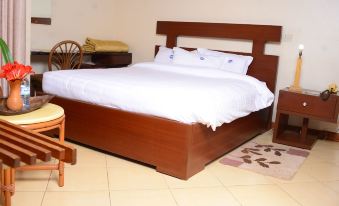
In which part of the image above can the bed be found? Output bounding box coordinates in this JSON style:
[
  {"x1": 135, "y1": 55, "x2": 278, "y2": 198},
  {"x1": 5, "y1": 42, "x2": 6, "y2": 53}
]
[{"x1": 47, "y1": 21, "x2": 282, "y2": 179}]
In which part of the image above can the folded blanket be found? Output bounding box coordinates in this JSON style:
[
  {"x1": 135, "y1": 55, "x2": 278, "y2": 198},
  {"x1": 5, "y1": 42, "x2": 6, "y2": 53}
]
[
  {"x1": 82, "y1": 44, "x2": 95, "y2": 53},
  {"x1": 84, "y1": 38, "x2": 129, "y2": 52}
]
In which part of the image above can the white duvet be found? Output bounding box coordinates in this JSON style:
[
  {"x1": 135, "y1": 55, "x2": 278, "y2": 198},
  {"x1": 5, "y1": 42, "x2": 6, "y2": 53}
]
[{"x1": 43, "y1": 62, "x2": 274, "y2": 130}]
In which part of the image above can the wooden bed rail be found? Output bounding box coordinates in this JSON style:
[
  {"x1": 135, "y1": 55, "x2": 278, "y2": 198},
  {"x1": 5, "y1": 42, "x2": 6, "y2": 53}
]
[{"x1": 0, "y1": 119, "x2": 76, "y2": 206}]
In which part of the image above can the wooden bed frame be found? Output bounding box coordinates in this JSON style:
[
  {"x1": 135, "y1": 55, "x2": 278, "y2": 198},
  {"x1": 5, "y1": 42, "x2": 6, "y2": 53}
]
[{"x1": 50, "y1": 21, "x2": 282, "y2": 179}]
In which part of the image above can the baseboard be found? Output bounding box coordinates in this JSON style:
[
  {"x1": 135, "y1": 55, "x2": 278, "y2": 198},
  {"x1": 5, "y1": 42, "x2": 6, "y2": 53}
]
[
  {"x1": 271, "y1": 122, "x2": 339, "y2": 142},
  {"x1": 325, "y1": 132, "x2": 339, "y2": 141}
]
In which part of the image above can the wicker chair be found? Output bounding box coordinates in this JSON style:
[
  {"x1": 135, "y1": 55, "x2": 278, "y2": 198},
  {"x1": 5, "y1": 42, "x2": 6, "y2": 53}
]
[{"x1": 48, "y1": 40, "x2": 83, "y2": 71}]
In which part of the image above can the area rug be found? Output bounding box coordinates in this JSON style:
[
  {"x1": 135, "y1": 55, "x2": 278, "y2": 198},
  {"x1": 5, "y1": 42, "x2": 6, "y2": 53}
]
[{"x1": 219, "y1": 141, "x2": 310, "y2": 180}]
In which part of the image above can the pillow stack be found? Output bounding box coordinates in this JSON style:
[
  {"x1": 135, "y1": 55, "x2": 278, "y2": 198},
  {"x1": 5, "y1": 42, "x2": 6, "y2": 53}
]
[{"x1": 154, "y1": 46, "x2": 253, "y2": 75}]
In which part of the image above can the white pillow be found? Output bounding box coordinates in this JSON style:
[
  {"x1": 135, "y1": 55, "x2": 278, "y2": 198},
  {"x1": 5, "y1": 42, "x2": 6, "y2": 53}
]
[
  {"x1": 154, "y1": 46, "x2": 174, "y2": 64},
  {"x1": 197, "y1": 48, "x2": 253, "y2": 74},
  {"x1": 172, "y1": 47, "x2": 223, "y2": 69}
]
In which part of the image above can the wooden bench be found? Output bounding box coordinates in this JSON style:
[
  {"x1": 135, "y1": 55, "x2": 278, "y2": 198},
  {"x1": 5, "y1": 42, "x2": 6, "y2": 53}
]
[{"x1": 0, "y1": 119, "x2": 76, "y2": 206}]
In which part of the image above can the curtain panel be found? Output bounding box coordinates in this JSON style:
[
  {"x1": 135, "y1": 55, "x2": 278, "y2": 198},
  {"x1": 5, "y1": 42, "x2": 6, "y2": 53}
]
[{"x1": 0, "y1": 0, "x2": 28, "y2": 97}]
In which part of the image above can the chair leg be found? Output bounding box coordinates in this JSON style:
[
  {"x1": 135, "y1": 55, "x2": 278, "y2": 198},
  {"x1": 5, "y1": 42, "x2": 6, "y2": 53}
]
[
  {"x1": 2, "y1": 168, "x2": 15, "y2": 206},
  {"x1": 10, "y1": 169, "x2": 15, "y2": 196},
  {"x1": 58, "y1": 117, "x2": 65, "y2": 187},
  {"x1": 0, "y1": 169, "x2": 3, "y2": 205}
]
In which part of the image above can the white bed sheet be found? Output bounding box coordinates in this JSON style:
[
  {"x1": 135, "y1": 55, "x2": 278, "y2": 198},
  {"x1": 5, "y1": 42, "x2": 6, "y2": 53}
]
[{"x1": 43, "y1": 62, "x2": 274, "y2": 130}]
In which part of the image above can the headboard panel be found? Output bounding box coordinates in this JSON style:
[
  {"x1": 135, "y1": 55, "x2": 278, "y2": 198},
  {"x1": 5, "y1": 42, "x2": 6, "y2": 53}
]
[{"x1": 155, "y1": 21, "x2": 282, "y2": 93}]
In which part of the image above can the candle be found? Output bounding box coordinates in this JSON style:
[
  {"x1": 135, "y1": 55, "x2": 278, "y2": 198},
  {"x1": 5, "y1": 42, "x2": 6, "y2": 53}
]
[{"x1": 289, "y1": 44, "x2": 304, "y2": 92}]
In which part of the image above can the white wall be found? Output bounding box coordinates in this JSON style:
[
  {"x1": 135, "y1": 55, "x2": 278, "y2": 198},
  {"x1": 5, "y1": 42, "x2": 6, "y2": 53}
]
[
  {"x1": 112, "y1": 0, "x2": 339, "y2": 132},
  {"x1": 31, "y1": 0, "x2": 339, "y2": 132},
  {"x1": 31, "y1": 0, "x2": 52, "y2": 18},
  {"x1": 31, "y1": 0, "x2": 118, "y2": 73}
]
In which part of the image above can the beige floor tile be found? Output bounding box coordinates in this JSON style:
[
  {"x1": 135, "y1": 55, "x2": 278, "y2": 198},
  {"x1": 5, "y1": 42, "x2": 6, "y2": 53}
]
[
  {"x1": 15, "y1": 170, "x2": 51, "y2": 191},
  {"x1": 164, "y1": 170, "x2": 222, "y2": 189},
  {"x1": 208, "y1": 163, "x2": 273, "y2": 186},
  {"x1": 322, "y1": 181, "x2": 339, "y2": 193},
  {"x1": 42, "y1": 191, "x2": 110, "y2": 206},
  {"x1": 303, "y1": 154, "x2": 328, "y2": 166},
  {"x1": 267, "y1": 165, "x2": 317, "y2": 184},
  {"x1": 171, "y1": 187, "x2": 240, "y2": 206},
  {"x1": 65, "y1": 145, "x2": 107, "y2": 168},
  {"x1": 312, "y1": 140, "x2": 339, "y2": 151},
  {"x1": 306, "y1": 148, "x2": 339, "y2": 164},
  {"x1": 107, "y1": 166, "x2": 167, "y2": 190},
  {"x1": 229, "y1": 185, "x2": 299, "y2": 206},
  {"x1": 110, "y1": 189, "x2": 177, "y2": 206},
  {"x1": 11, "y1": 192, "x2": 44, "y2": 206},
  {"x1": 279, "y1": 181, "x2": 339, "y2": 206},
  {"x1": 301, "y1": 162, "x2": 339, "y2": 181},
  {"x1": 47, "y1": 167, "x2": 108, "y2": 191}
]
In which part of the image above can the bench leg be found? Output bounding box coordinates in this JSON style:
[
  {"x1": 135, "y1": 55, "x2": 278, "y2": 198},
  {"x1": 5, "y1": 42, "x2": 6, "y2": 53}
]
[{"x1": 58, "y1": 117, "x2": 65, "y2": 187}]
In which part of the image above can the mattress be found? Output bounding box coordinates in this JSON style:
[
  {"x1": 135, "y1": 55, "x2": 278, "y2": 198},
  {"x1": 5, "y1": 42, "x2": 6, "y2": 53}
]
[{"x1": 43, "y1": 62, "x2": 274, "y2": 130}]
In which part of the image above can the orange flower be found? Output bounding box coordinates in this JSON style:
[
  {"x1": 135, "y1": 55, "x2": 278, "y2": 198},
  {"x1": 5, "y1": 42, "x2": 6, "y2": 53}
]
[{"x1": 0, "y1": 61, "x2": 34, "y2": 81}]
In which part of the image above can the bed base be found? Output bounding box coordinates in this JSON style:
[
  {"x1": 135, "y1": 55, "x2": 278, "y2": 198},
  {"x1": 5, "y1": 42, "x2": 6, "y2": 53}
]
[{"x1": 51, "y1": 96, "x2": 268, "y2": 179}]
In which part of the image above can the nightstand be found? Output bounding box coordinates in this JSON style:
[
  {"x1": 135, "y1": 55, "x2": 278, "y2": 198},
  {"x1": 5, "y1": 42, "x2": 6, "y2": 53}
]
[{"x1": 273, "y1": 88, "x2": 339, "y2": 149}]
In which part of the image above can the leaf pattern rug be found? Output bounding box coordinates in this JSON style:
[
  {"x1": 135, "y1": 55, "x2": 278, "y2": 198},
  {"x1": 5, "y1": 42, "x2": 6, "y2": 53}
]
[{"x1": 219, "y1": 141, "x2": 310, "y2": 180}]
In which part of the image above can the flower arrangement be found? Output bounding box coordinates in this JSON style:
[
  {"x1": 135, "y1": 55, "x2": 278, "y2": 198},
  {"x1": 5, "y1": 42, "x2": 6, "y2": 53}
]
[
  {"x1": 0, "y1": 37, "x2": 34, "y2": 111},
  {"x1": 0, "y1": 38, "x2": 33, "y2": 80}
]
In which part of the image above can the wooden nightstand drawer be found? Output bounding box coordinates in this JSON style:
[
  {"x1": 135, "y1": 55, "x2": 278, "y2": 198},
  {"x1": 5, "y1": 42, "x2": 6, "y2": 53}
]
[{"x1": 278, "y1": 90, "x2": 338, "y2": 122}]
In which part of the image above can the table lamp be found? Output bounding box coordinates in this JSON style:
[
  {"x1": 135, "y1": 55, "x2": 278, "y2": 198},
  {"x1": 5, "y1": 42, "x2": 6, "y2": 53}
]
[{"x1": 289, "y1": 44, "x2": 304, "y2": 92}]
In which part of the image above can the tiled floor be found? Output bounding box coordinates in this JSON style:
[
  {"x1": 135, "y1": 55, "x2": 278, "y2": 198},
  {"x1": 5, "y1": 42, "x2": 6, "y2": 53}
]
[{"x1": 7, "y1": 130, "x2": 339, "y2": 206}]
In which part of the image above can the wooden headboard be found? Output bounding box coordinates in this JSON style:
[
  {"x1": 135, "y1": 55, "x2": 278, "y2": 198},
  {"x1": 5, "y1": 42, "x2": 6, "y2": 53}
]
[{"x1": 156, "y1": 21, "x2": 282, "y2": 93}]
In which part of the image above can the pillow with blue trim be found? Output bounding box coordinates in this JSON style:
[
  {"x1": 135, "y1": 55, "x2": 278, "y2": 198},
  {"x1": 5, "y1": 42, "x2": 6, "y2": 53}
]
[
  {"x1": 172, "y1": 47, "x2": 223, "y2": 69},
  {"x1": 197, "y1": 48, "x2": 253, "y2": 74},
  {"x1": 154, "y1": 46, "x2": 174, "y2": 64}
]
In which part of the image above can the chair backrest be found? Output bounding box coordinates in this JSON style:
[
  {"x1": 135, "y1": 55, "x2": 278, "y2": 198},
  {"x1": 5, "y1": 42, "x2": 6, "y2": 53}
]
[{"x1": 48, "y1": 40, "x2": 83, "y2": 71}]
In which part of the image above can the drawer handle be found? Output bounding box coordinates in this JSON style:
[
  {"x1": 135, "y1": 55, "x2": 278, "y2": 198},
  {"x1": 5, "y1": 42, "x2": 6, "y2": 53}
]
[{"x1": 302, "y1": 102, "x2": 308, "y2": 107}]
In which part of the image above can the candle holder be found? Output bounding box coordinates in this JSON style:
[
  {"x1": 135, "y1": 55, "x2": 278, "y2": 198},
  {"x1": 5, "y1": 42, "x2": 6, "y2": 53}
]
[{"x1": 289, "y1": 44, "x2": 304, "y2": 92}]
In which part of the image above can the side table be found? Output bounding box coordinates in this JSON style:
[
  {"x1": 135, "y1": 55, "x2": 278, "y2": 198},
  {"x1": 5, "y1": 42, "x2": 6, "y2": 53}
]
[
  {"x1": 273, "y1": 88, "x2": 339, "y2": 149},
  {"x1": 0, "y1": 103, "x2": 66, "y2": 186}
]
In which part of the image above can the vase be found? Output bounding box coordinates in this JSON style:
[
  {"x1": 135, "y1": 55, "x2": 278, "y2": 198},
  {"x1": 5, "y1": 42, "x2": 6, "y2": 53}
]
[{"x1": 7, "y1": 79, "x2": 23, "y2": 111}]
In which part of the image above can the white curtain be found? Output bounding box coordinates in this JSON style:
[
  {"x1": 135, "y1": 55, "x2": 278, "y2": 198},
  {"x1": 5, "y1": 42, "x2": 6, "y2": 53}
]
[{"x1": 0, "y1": 0, "x2": 29, "y2": 97}]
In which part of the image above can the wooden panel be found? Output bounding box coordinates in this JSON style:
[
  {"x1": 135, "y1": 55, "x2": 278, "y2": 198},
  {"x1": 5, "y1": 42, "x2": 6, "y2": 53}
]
[
  {"x1": 31, "y1": 17, "x2": 51, "y2": 25},
  {"x1": 156, "y1": 21, "x2": 281, "y2": 43}
]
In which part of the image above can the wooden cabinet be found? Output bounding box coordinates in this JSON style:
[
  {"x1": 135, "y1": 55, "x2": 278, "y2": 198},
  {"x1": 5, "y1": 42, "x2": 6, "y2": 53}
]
[
  {"x1": 31, "y1": 51, "x2": 132, "y2": 69},
  {"x1": 273, "y1": 88, "x2": 339, "y2": 149},
  {"x1": 91, "y1": 52, "x2": 132, "y2": 68}
]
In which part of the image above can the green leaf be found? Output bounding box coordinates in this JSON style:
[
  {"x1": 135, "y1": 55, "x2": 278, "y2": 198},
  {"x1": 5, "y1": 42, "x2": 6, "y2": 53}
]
[{"x1": 0, "y1": 38, "x2": 14, "y2": 64}]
